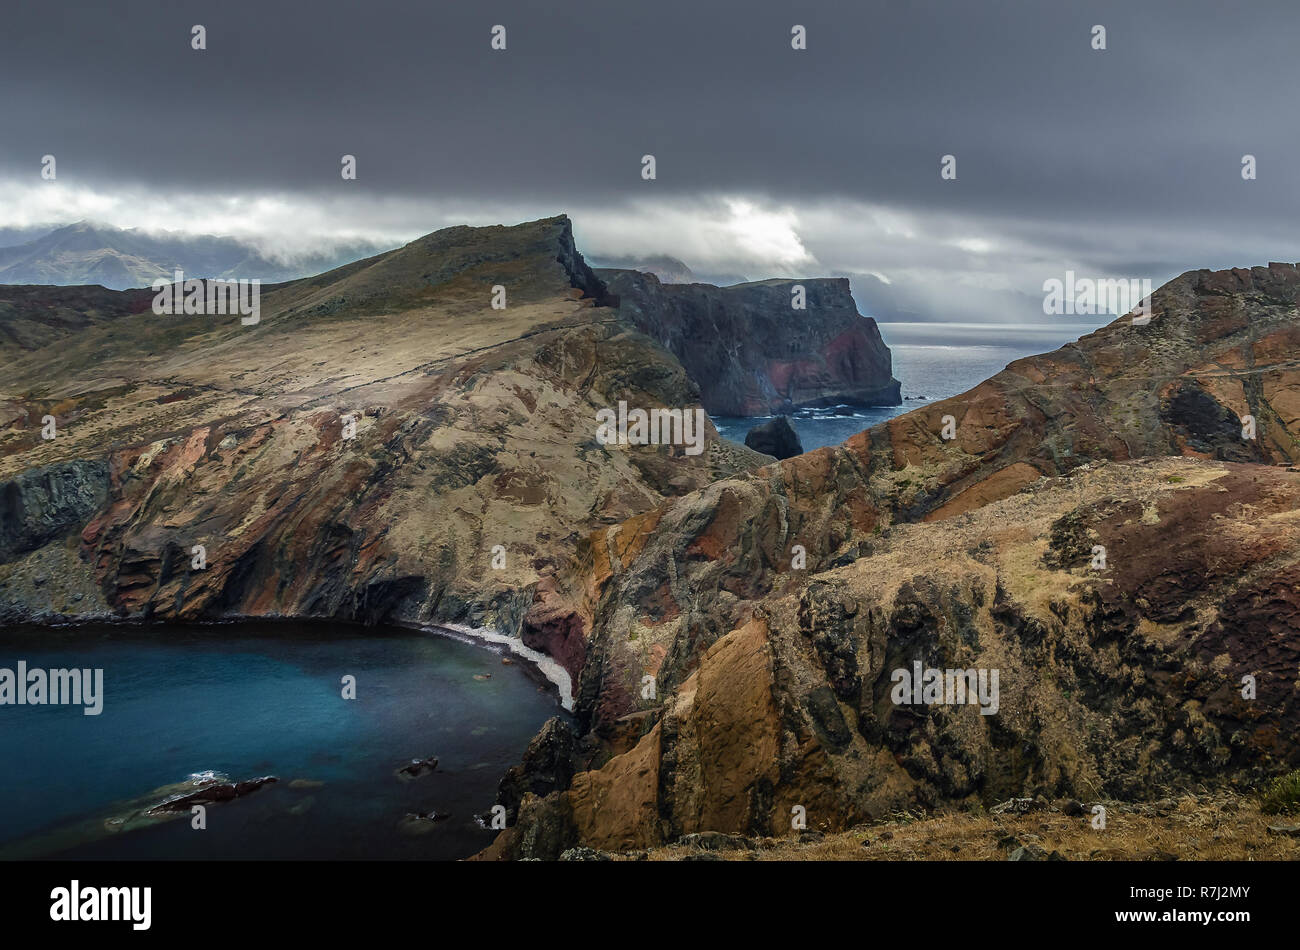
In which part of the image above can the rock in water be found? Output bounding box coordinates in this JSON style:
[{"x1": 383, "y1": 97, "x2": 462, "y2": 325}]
[
  {"x1": 145, "y1": 775, "x2": 277, "y2": 815},
  {"x1": 743, "y1": 416, "x2": 803, "y2": 459},
  {"x1": 396, "y1": 756, "x2": 439, "y2": 780},
  {"x1": 398, "y1": 812, "x2": 450, "y2": 835}
]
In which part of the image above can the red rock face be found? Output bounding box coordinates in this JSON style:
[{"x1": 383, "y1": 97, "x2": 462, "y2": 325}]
[
  {"x1": 520, "y1": 576, "x2": 588, "y2": 684},
  {"x1": 597, "y1": 270, "x2": 901, "y2": 415}
]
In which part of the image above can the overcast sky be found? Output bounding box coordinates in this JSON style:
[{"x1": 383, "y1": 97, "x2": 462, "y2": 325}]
[{"x1": 1, "y1": 0, "x2": 1297, "y2": 320}]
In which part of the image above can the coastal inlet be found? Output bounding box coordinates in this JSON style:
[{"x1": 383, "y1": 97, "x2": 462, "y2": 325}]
[{"x1": 0, "y1": 622, "x2": 564, "y2": 860}]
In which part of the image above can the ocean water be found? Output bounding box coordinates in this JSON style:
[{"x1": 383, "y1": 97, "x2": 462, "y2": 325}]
[
  {"x1": 0, "y1": 623, "x2": 563, "y2": 860},
  {"x1": 714, "y1": 321, "x2": 1102, "y2": 452}
]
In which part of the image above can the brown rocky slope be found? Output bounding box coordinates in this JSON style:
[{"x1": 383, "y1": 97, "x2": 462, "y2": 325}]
[
  {"x1": 0, "y1": 216, "x2": 777, "y2": 635},
  {"x1": 0, "y1": 215, "x2": 904, "y2": 657},
  {"x1": 489, "y1": 263, "x2": 1300, "y2": 857}
]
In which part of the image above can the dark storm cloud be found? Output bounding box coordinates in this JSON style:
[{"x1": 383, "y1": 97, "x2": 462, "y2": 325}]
[
  {"x1": 0, "y1": 0, "x2": 1293, "y2": 210},
  {"x1": 1, "y1": 0, "x2": 1297, "y2": 319}
]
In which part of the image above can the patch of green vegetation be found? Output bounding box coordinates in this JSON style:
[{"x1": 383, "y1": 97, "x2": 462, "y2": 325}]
[
  {"x1": 888, "y1": 808, "x2": 925, "y2": 825},
  {"x1": 1261, "y1": 769, "x2": 1300, "y2": 815},
  {"x1": 1165, "y1": 475, "x2": 1185, "y2": 484}
]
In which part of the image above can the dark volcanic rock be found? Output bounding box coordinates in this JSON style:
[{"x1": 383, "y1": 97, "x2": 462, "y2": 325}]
[
  {"x1": 396, "y1": 755, "x2": 439, "y2": 780},
  {"x1": 743, "y1": 416, "x2": 803, "y2": 460},
  {"x1": 146, "y1": 775, "x2": 277, "y2": 815},
  {"x1": 495, "y1": 717, "x2": 576, "y2": 823},
  {"x1": 0, "y1": 459, "x2": 109, "y2": 562},
  {"x1": 559, "y1": 846, "x2": 614, "y2": 861},
  {"x1": 598, "y1": 269, "x2": 901, "y2": 415}
]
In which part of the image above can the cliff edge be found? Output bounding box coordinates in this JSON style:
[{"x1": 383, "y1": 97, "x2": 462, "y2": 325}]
[{"x1": 599, "y1": 269, "x2": 901, "y2": 415}]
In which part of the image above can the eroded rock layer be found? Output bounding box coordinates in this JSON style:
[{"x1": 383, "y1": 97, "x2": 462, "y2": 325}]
[
  {"x1": 492, "y1": 263, "x2": 1300, "y2": 856},
  {"x1": 488, "y1": 457, "x2": 1300, "y2": 857},
  {"x1": 0, "y1": 216, "x2": 769, "y2": 631}
]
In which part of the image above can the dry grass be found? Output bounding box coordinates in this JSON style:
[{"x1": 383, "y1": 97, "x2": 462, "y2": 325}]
[{"x1": 635, "y1": 792, "x2": 1300, "y2": 861}]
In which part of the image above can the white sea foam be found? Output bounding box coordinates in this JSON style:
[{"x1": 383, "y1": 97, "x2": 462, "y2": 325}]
[
  {"x1": 417, "y1": 621, "x2": 574, "y2": 712},
  {"x1": 186, "y1": 770, "x2": 227, "y2": 785}
]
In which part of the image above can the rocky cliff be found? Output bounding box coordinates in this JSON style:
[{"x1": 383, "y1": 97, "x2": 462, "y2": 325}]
[
  {"x1": 487, "y1": 262, "x2": 1300, "y2": 857},
  {"x1": 0, "y1": 216, "x2": 769, "y2": 637},
  {"x1": 598, "y1": 269, "x2": 901, "y2": 415},
  {"x1": 5, "y1": 223, "x2": 1299, "y2": 861}
]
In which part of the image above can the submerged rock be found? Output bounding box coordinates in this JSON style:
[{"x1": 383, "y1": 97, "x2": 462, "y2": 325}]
[
  {"x1": 398, "y1": 811, "x2": 450, "y2": 835},
  {"x1": 0, "y1": 772, "x2": 282, "y2": 859},
  {"x1": 395, "y1": 756, "x2": 439, "y2": 780}
]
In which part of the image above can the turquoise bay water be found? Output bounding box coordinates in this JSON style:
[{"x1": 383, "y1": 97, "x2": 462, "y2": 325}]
[
  {"x1": 714, "y1": 322, "x2": 1102, "y2": 451},
  {"x1": 0, "y1": 624, "x2": 562, "y2": 860}
]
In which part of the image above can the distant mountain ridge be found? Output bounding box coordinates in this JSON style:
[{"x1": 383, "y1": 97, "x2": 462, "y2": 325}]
[
  {"x1": 0, "y1": 221, "x2": 392, "y2": 290},
  {"x1": 585, "y1": 253, "x2": 749, "y2": 288},
  {"x1": 583, "y1": 252, "x2": 938, "y2": 324}
]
